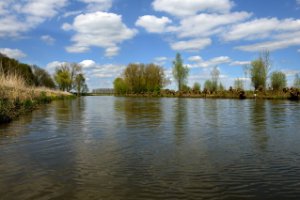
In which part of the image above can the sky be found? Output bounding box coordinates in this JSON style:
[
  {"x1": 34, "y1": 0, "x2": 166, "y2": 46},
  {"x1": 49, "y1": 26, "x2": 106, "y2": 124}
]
[{"x1": 1, "y1": 0, "x2": 300, "y2": 90}]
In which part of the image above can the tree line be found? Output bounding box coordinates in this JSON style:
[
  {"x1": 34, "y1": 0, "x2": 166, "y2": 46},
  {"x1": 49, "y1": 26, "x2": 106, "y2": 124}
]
[
  {"x1": 0, "y1": 53, "x2": 88, "y2": 95},
  {"x1": 114, "y1": 52, "x2": 300, "y2": 95}
]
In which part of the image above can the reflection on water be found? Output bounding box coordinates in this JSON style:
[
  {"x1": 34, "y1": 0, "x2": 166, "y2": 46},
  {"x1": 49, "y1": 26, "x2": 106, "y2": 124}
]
[{"x1": 1, "y1": 97, "x2": 300, "y2": 199}]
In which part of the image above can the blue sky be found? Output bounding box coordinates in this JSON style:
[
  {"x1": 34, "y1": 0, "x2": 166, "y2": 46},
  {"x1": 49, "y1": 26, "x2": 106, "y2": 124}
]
[{"x1": 1, "y1": 0, "x2": 300, "y2": 90}]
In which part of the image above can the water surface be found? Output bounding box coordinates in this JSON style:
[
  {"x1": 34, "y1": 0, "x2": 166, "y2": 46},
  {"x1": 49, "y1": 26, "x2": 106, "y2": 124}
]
[{"x1": 1, "y1": 97, "x2": 300, "y2": 199}]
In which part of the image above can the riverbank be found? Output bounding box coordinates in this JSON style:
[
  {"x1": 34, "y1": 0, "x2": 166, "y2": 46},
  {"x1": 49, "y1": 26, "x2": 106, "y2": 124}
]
[
  {"x1": 0, "y1": 74, "x2": 73, "y2": 124},
  {"x1": 113, "y1": 88, "x2": 299, "y2": 100}
]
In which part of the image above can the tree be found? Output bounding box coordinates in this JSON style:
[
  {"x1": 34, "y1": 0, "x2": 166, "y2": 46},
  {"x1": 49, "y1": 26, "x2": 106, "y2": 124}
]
[
  {"x1": 294, "y1": 74, "x2": 300, "y2": 89},
  {"x1": 270, "y1": 71, "x2": 286, "y2": 91},
  {"x1": 234, "y1": 78, "x2": 244, "y2": 90},
  {"x1": 32, "y1": 65, "x2": 55, "y2": 88},
  {"x1": 144, "y1": 63, "x2": 166, "y2": 92},
  {"x1": 210, "y1": 66, "x2": 220, "y2": 92},
  {"x1": 172, "y1": 53, "x2": 189, "y2": 91},
  {"x1": 70, "y1": 63, "x2": 82, "y2": 90},
  {"x1": 218, "y1": 83, "x2": 225, "y2": 91},
  {"x1": 74, "y1": 73, "x2": 87, "y2": 95},
  {"x1": 123, "y1": 63, "x2": 145, "y2": 93},
  {"x1": 117, "y1": 63, "x2": 167, "y2": 94},
  {"x1": 204, "y1": 80, "x2": 213, "y2": 92},
  {"x1": 250, "y1": 59, "x2": 267, "y2": 90},
  {"x1": 250, "y1": 51, "x2": 271, "y2": 90},
  {"x1": 114, "y1": 77, "x2": 128, "y2": 94},
  {"x1": 54, "y1": 64, "x2": 72, "y2": 91},
  {"x1": 193, "y1": 82, "x2": 201, "y2": 92}
]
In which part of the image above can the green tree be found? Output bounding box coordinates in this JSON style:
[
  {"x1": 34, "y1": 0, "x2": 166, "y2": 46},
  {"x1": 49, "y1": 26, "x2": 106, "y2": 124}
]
[
  {"x1": 270, "y1": 71, "x2": 286, "y2": 91},
  {"x1": 204, "y1": 80, "x2": 213, "y2": 92},
  {"x1": 234, "y1": 78, "x2": 244, "y2": 90},
  {"x1": 294, "y1": 74, "x2": 300, "y2": 88},
  {"x1": 250, "y1": 51, "x2": 271, "y2": 90},
  {"x1": 172, "y1": 53, "x2": 189, "y2": 91},
  {"x1": 218, "y1": 82, "x2": 225, "y2": 91},
  {"x1": 210, "y1": 66, "x2": 220, "y2": 92},
  {"x1": 54, "y1": 64, "x2": 72, "y2": 91},
  {"x1": 144, "y1": 63, "x2": 166, "y2": 92},
  {"x1": 122, "y1": 63, "x2": 167, "y2": 93},
  {"x1": 70, "y1": 63, "x2": 82, "y2": 90},
  {"x1": 74, "y1": 73, "x2": 87, "y2": 95},
  {"x1": 193, "y1": 82, "x2": 201, "y2": 92},
  {"x1": 250, "y1": 59, "x2": 267, "y2": 90},
  {"x1": 114, "y1": 77, "x2": 128, "y2": 94},
  {"x1": 32, "y1": 65, "x2": 55, "y2": 88}
]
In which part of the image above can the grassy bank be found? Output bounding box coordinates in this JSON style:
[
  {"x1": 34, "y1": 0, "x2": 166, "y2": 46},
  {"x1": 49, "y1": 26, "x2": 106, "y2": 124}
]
[
  {"x1": 114, "y1": 88, "x2": 300, "y2": 100},
  {"x1": 0, "y1": 74, "x2": 73, "y2": 124}
]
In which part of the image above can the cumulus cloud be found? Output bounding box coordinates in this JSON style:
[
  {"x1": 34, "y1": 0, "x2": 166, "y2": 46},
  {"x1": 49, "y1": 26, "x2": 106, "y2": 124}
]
[
  {"x1": 223, "y1": 18, "x2": 300, "y2": 41},
  {"x1": 230, "y1": 61, "x2": 251, "y2": 66},
  {"x1": 92, "y1": 63, "x2": 126, "y2": 78},
  {"x1": 173, "y1": 12, "x2": 251, "y2": 38},
  {"x1": 188, "y1": 56, "x2": 231, "y2": 68},
  {"x1": 235, "y1": 35, "x2": 300, "y2": 52},
  {"x1": 135, "y1": 15, "x2": 172, "y2": 33},
  {"x1": 78, "y1": 0, "x2": 112, "y2": 12},
  {"x1": 0, "y1": 48, "x2": 26, "y2": 59},
  {"x1": 0, "y1": 0, "x2": 67, "y2": 38},
  {"x1": 64, "y1": 12, "x2": 137, "y2": 57},
  {"x1": 41, "y1": 35, "x2": 55, "y2": 45},
  {"x1": 153, "y1": 57, "x2": 168, "y2": 65},
  {"x1": 79, "y1": 60, "x2": 97, "y2": 69},
  {"x1": 152, "y1": 0, "x2": 234, "y2": 17},
  {"x1": 171, "y1": 38, "x2": 212, "y2": 51}
]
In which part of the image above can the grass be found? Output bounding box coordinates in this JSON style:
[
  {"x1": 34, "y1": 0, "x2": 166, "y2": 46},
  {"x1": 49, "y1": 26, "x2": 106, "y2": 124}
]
[{"x1": 0, "y1": 74, "x2": 73, "y2": 123}]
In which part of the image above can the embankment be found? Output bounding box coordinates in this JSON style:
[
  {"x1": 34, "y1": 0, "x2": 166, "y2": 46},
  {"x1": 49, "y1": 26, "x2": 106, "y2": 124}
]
[{"x1": 0, "y1": 74, "x2": 73, "y2": 124}]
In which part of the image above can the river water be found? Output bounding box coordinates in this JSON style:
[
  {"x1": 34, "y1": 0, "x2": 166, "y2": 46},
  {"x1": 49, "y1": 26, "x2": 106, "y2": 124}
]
[{"x1": 0, "y1": 96, "x2": 300, "y2": 199}]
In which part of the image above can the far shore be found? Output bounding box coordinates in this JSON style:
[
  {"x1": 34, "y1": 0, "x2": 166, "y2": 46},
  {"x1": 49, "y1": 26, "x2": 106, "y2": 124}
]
[{"x1": 87, "y1": 88, "x2": 300, "y2": 101}]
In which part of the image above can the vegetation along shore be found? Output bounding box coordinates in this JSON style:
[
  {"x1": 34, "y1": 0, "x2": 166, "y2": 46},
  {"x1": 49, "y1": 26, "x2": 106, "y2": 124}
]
[
  {"x1": 113, "y1": 52, "x2": 300, "y2": 100},
  {"x1": 0, "y1": 53, "x2": 88, "y2": 124}
]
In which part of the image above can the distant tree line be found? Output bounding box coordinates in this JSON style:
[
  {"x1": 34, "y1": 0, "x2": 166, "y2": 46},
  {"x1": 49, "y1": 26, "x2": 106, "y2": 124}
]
[{"x1": 0, "y1": 53, "x2": 88, "y2": 95}]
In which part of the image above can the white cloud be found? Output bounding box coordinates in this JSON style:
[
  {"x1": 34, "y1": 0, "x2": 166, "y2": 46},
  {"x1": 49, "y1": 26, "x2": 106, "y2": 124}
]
[
  {"x1": 235, "y1": 35, "x2": 300, "y2": 52},
  {"x1": 79, "y1": 60, "x2": 97, "y2": 69},
  {"x1": 223, "y1": 18, "x2": 300, "y2": 41},
  {"x1": 171, "y1": 38, "x2": 212, "y2": 51},
  {"x1": 64, "y1": 12, "x2": 137, "y2": 57},
  {"x1": 105, "y1": 46, "x2": 120, "y2": 57},
  {"x1": 0, "y1": 0, "x2": 67, "y2": 38},
  {"x1": 92, "y1": 63, "x2": 126, "y2": 78},
  {"x1": 174, "y1": 12, "x2": 251, "y2": 38},
  {"x1": 230, "y1": 61, "x2": 251, "y2": 66},
  {"x1": 297, "y1": 0, "x2": 300, "y2": 5},
  {"x1": 152, "y1": 0, "x2": 234, "y2": 17},
  {"x1": 0, "y1": 48, "x2": 26, "y2": 59},
  {"x1": 41, "y1": 35, "x2": 55, "y2": 45},
  {"x1": 78, "y1": 0, "x2": 112, "y2": 12},
  {"x1": 188, "y1": 56, "x2": 231, "y2": 68},
  {"x1": 153, "y1": 57, "x2": 168, "y2": 65},
  {"x1": 62, "y1": 11, "x2": 83, "y2": 18},
  {"x1": 135, "y1": 15, "x2": 172, "y2": 33},
  {"x1": 21, "y1": 0, "x2": 67, "y2": 19}
]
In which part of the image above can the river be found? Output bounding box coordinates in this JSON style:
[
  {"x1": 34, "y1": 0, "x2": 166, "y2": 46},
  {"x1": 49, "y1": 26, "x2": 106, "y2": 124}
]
[{"x1": 1, "y1": 96, "x2": 300, "y2": 199}]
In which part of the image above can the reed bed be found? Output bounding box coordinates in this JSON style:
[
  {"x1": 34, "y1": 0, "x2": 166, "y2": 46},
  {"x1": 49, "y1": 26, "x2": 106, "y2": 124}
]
[{"x1": 0, "y1": 74, "x2": 72, "y2": 123}]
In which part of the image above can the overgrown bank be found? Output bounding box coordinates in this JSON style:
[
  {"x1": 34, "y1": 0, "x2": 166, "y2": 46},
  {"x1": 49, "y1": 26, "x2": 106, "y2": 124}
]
[
  {"x1": 0, "y1": 74, "x2": 73, "y2": 124},
  {"x1": 114, "y1": 88, "x2": 300, "y2": 100}
]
